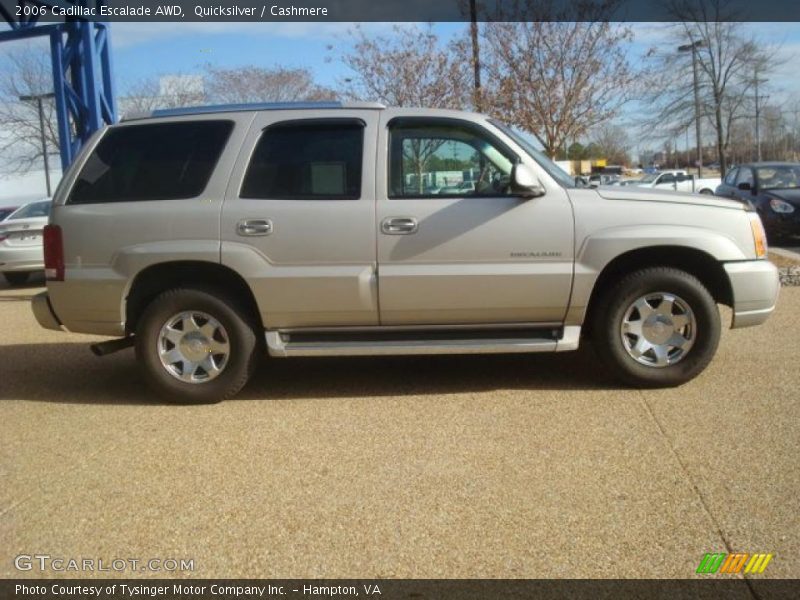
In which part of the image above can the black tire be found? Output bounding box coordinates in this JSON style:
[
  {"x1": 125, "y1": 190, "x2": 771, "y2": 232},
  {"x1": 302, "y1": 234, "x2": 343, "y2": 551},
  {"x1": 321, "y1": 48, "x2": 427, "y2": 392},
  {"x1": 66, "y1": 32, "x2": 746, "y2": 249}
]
[
  {"x1": 591, "y1": 267, "x2": 721, "y2": 388},
  {"x1": 699, "y1": 189, "x2": 714, "y2": 195},
  {"x1": 4, "y1": 271, "x2": 30, "y2": 285},
  {"x1": 135, "y1": 288, "x2": 260, "y2": 404}
]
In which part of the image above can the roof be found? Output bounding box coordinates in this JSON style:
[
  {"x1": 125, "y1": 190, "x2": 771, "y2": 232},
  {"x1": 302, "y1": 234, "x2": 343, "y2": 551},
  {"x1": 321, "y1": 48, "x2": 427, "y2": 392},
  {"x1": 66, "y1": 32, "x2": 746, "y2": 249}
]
[{"x1": 121, "y1": 101, "x2": 386, "y2": 121}]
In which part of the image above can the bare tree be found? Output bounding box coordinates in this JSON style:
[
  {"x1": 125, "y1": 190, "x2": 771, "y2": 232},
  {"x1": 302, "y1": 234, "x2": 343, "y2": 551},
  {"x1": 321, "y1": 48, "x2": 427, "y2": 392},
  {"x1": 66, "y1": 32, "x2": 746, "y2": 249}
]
[
  {"x1": 589, "y1": 123, "x2": 631, "y2": 165},
  {"x1": 0, "y1": 46, "x2": 59, "y2": 174},
  {"x1": 120, "y1": 74, "x2": 207, "y2": 115},
  {"x1": 338, "y1": 24, "x2": 472, "y2": 108},
  {"x1": 205, "y1": 65, "x2": 335, "y2": 104},
  {"x1": 645, "y1": 0, "x2": 778, "y2": 173},
  {"x1": 482, "y1": 12, "x2": 638, "y2": 157}
]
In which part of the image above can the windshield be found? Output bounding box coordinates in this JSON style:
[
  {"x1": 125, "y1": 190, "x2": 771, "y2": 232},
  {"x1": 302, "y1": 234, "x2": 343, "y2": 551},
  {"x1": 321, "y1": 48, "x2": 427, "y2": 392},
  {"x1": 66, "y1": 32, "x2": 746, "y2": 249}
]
[
  {"x1": 9, "y1": 201, "x2": 51, "y2": 220},
  {"x1": 756, "y1": 165, "x2": 800, "y2": 190},
  {"x1": 636, "y1": 173, "x2": 659, "y2": 184},
  {"x1": 489, "y1": 119, "x2": 578, "y2": 188}
]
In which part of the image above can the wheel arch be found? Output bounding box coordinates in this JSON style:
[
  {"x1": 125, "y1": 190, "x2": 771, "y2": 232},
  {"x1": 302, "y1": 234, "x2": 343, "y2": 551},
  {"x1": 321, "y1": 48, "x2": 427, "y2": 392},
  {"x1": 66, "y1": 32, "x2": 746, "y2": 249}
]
[
  {"x1": 581, "y1": 245, "x2": 733, "y2": 336},
  {"x1": 125, "y1": 261, "x2": 263, "y2": 335}
]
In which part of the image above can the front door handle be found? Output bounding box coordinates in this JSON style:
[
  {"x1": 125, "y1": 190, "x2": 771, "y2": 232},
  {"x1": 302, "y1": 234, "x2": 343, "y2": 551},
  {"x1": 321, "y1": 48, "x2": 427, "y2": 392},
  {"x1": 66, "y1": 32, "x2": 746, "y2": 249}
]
[
  {"x1": 237, "y1": 219, "x2": 273, "y2": 236},
  {"x1": 381, "y1": 217, "x2": 418, "y2": 235}
]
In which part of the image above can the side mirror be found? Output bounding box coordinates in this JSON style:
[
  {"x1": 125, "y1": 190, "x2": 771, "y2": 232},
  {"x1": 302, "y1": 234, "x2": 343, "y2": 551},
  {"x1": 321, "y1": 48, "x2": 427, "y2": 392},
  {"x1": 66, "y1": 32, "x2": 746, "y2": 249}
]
[
  {"x1": 737, "y1": 182, "x2": 752, "y2": 191},
  {"x1": 512, "y1": 164, "x2": 546, "y2": 198}
]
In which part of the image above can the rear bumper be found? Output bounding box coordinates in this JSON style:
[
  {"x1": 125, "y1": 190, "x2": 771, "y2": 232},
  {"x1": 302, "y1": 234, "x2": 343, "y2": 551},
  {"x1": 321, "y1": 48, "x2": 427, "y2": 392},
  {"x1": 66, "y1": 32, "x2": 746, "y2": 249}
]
[
  {"x1": 31, "y1": 291, "x2": 63, "y2": 331},
  {"x1": 724, "y1": 260, "x2": 780, "y2": 329}
]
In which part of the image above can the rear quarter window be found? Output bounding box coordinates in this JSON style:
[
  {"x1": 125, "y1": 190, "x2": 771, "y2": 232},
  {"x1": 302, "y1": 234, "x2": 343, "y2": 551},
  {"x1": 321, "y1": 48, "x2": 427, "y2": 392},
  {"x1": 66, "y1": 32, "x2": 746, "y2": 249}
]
[{"x1": 68, "y1": 120, "x2": 233, "y2": 204}]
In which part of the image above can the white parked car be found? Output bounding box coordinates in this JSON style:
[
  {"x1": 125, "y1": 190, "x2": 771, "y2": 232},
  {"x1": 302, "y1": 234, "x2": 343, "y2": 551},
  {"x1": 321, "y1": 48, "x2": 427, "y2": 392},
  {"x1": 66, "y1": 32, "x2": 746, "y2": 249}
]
[
  {"x1": 0, "y1": 199, "x2": 51, "y2": 285},
  {"x1": 630, "y1": 170, "x2": 720, "y2": 195}
]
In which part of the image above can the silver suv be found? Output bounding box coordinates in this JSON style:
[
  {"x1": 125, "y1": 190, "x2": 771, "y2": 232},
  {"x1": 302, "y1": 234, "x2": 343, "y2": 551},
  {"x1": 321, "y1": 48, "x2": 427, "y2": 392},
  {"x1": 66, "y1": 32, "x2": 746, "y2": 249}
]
[{"x1": 32, "y1": 102, "x2": 779, "y2": 403}]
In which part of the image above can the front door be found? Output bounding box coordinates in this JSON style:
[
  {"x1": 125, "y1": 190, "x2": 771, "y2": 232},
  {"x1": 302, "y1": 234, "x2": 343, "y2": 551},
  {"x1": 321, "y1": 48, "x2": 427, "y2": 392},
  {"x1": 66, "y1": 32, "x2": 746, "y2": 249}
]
[
  {"x1": 376, "y1": 116, "x2": 574, "y2": 325},
  {"x1": 221, "y1": 111, "x2": 379, "y2": 328}
]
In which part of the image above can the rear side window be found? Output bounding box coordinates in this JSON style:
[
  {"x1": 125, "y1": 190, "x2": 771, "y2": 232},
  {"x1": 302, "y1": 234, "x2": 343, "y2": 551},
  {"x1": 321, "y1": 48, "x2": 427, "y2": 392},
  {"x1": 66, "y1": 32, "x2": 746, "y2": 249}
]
[
  {"x1": 240, "y1": 120, "x2": 364, "y2": 200},
  {"x1": 68, "y1": 121, "x2": 233, "y2": 204}
]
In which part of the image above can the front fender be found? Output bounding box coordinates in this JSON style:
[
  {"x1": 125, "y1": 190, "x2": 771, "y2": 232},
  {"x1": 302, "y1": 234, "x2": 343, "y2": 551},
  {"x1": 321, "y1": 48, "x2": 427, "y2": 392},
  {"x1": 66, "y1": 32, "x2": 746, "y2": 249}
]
[{"x1": 566, "y1": 225, "x2": 749, "y2": 326}]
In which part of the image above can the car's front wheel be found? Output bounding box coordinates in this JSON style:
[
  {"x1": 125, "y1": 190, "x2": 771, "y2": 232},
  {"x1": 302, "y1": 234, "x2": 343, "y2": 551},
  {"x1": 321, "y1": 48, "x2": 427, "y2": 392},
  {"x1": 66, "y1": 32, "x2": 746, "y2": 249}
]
[
  {"x1": 135, "y1": 288, "x2": 260, "y2": 403},
  {"x1": 592, "y1": 267, "x2": 721, "y2": 387}
]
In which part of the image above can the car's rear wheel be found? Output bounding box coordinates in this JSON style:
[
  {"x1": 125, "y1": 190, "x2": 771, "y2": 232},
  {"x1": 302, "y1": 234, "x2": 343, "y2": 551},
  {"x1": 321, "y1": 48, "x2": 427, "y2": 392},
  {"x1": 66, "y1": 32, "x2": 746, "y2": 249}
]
[
  {"x1": 135, "y1": 288, "x2": 260, "y2": 403},
  {"x1": 592, "y1": 267, "x2": 721, "y2": 387},
  {"x1": 699, "y1": 189, "x2": 714, "y2": 195},
  {"x1": 3, "y1": 271, "x2": 30, "y2": 285}
]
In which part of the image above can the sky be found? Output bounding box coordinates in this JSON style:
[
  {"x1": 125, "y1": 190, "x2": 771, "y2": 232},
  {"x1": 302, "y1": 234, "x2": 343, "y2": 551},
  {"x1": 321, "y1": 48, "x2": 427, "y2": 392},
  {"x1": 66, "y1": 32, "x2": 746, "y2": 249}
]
[
  {"x1": 2, "y1": 20, "x2": 800, "y2": 156},
  {"x1": 100, "y1": 21, "x2": 800, "y2": 99}
]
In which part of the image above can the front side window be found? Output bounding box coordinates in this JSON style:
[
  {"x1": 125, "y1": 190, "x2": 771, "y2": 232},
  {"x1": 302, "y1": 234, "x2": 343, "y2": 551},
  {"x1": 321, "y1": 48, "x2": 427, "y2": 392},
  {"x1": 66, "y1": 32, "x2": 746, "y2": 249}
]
[
  {"x1": 241, "y1": 120, "x2": 364, "y2": 200},
  {"x1": 389, "y1": 119, "x2": 516, "y2": 198},
  {"x1": 736, "y1": 168, "x2": 754, "y2": 186},
  {"x1": 69, "y1": 121, "x2": 233, "y2": 204},
  {"x1": 724, "y1": 168, "x2": 738, "y2": 185},
  {"x1": 658, "y1": 173, "x2": 676, "y2": 184}
]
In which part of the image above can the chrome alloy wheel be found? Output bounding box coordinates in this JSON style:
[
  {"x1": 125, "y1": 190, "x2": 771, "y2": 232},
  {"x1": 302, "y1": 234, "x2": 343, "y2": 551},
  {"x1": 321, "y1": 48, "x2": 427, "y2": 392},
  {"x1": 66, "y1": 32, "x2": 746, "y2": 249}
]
[
  {"x1": 620, "y1": 292, "x2": 696, "y2": 368},
  {"x1": 157, "y1": 311, "x2": 231, "y2": 383}
]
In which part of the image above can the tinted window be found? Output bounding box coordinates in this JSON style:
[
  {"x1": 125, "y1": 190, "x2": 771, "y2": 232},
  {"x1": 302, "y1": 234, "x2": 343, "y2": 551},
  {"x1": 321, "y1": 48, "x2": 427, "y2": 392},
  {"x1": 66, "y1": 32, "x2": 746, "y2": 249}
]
[
  {"x1": 9, "y1": 201, "x2": 50, "y2": 219},
  {"x1": 389, "y1": 119, "x2": 516, "y2": 198},
  {"x1": 69, "y1": 121, "x2": 233, "y2": 204},
  {"x1": 241, "y1": 120, "x2": 364, "y2": 199}
]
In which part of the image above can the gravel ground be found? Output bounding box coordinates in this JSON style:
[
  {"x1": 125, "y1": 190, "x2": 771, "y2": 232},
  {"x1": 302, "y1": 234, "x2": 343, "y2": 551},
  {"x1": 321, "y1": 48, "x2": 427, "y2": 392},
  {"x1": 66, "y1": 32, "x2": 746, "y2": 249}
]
[
  {"x1": 1, "y1": 278, "x2": 798, "y2": 580},
  {"x1": 779, "y1": 266, "x2": 800, "y2": 286}
]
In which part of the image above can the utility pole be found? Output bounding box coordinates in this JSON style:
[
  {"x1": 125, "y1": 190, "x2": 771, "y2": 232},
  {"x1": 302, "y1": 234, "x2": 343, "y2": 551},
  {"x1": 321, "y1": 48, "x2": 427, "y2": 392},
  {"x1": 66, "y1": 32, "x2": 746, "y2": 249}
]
[
  {"x1": 678, "y1": 41, "x2": 705, "y2": 177},
  {"x1": 469, "y1": 0, "x2": 483, "y2": 112},
  {"x1": 753, "y1": 64, "x2": 768, "y2": 162},
  {"x1": 19, "y1": 92, "x2": 56, "y2": 197}
]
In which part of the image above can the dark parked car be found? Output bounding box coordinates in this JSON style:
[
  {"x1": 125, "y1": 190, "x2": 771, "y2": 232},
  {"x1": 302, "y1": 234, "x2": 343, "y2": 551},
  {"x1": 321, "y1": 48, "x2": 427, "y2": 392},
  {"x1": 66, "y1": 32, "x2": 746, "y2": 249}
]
[
  {"x1": 0, "y1": 206, "x2": 20, "y2": 222},
  {"x1": 715, "y1": 162, "x2": 800, "y2": 242}
]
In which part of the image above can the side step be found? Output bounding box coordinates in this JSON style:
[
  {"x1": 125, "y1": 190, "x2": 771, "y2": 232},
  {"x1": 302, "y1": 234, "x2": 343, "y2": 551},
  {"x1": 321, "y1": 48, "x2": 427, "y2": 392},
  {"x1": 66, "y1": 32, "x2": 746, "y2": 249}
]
[{"x1": 265, "y1": 326, "x2": 580, "y2": 357}]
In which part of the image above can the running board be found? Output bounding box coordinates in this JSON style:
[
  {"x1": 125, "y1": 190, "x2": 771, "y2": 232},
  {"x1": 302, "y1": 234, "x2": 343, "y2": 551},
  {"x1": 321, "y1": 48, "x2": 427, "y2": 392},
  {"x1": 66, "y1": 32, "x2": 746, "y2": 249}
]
[{"x1": 265, "y1": 326, "x2": 580, "y2": 357}]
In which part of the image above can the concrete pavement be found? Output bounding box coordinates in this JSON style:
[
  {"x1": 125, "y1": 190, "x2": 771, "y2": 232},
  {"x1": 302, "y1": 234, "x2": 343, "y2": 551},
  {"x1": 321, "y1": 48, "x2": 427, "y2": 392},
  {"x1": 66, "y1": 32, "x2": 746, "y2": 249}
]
[{"x1": 1, "y1": 277, "x2": 798, "y2": 579}]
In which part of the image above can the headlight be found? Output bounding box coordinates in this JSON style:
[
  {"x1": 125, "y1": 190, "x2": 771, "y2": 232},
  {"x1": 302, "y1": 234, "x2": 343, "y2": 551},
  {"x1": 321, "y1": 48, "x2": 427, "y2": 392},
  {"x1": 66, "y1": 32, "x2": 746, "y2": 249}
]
[
  {"x1": 749, "y1": 213, "x2": 768, "y2": 259},
  {"x1": 769, "y1": 198, "x2": 795, "y2": 213}
]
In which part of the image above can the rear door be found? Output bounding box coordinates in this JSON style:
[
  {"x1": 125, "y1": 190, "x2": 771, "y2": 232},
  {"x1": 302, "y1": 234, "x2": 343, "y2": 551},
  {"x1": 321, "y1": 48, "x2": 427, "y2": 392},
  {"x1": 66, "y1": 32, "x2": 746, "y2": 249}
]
[
  {"x1": 221, "y1": 111, "x2": 379, "y2": 328},
  {"x1": 375, "y1": 115, "x2": 574, "y2": 325}
]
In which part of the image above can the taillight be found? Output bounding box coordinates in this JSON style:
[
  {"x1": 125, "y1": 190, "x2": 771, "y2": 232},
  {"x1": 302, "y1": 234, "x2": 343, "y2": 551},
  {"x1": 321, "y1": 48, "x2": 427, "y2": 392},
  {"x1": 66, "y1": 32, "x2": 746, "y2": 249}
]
[{"x1": 43, "y1": 224, "x2": 64, "y2": 281}]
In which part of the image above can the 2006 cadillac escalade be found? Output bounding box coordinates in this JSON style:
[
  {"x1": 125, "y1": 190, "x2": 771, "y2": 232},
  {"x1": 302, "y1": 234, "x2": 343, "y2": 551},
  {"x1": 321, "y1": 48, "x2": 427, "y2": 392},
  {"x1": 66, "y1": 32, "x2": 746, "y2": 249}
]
[{"x1": 32, "y1": 102, "x2": 780, "y2": 403}]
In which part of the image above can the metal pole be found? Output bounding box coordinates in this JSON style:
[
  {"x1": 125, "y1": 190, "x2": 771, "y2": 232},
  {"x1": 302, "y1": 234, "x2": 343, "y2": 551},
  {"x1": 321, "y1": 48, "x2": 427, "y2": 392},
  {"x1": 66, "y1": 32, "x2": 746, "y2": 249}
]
[
  {"x1": 691, "y1": 45, "x2": 703, "y2": 177},
  {"x1": 755, "y1": 65, "x2": 762, "y2": 162},
  {"x1": 469, "y1": 0, "x2": 482, "y2": 112},
  {"x1": 36, "y1": 97, "x2": 51, "y2": 197}
]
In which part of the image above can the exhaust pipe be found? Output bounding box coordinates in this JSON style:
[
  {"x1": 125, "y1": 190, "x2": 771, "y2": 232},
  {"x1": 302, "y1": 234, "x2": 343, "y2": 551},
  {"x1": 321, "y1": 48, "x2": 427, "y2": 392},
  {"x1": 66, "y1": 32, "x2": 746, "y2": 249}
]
[{"x1": 90, "y1": 336, "x2": 135, "y2": 357}]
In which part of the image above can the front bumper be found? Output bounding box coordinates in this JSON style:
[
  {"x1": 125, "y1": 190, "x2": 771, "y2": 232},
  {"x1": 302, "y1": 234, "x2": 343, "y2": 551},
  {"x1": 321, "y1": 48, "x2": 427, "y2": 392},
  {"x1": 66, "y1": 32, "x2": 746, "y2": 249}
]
[
  {"x1": 759, "y1": 208, "x2": 800, "y2": 238},
  {"x1": 31, "y1": 292, "x2": 63, "y2": 331},
  {"x1": 724, "y1": 260, "x2": 780, "y2": 328}
]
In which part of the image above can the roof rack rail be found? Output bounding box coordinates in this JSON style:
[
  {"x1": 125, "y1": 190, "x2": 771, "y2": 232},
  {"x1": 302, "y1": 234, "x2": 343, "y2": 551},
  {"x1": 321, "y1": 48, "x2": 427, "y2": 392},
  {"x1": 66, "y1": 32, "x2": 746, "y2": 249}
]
[{"x1": 121, "y1": 101, "x2": 386, "y2": 121}]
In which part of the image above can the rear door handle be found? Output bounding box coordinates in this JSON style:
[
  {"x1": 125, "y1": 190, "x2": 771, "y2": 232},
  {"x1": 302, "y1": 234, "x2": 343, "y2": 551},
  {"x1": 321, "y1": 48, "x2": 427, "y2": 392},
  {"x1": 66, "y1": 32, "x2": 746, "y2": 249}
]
[
  {"x1": 381, "y1": 217, "x2": 418, "y2": 235},
  {"x1": 237, "y1": 219, "x2": 273, "y2": 236}
]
